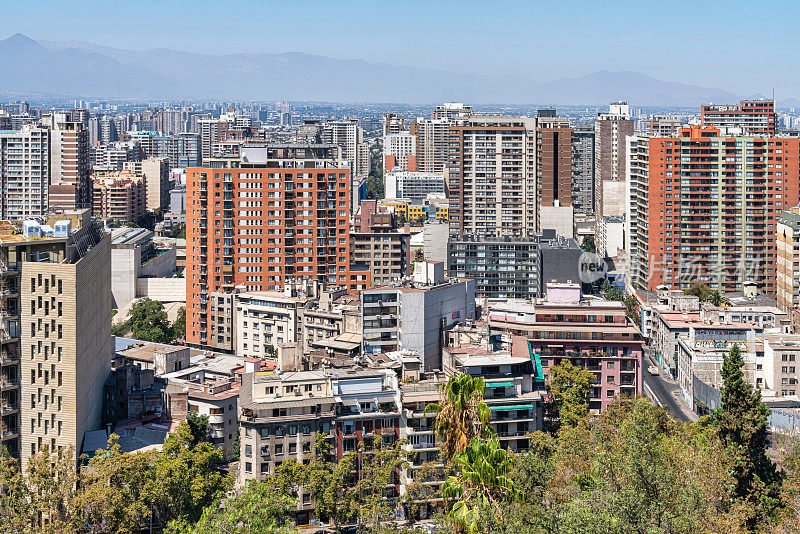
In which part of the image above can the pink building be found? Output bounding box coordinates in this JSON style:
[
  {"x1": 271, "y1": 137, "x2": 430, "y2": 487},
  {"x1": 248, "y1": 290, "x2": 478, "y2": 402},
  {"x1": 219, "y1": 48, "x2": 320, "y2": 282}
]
[{"x1": 491, "y1": 292, "x2": 644, "y2": 412}]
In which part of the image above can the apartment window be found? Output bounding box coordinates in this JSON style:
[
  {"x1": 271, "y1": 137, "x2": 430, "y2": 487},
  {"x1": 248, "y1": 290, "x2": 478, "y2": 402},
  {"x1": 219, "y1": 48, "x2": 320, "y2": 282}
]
[
  {"x1": 289, "y1": 443, "x2": 297, "y2": 454},
  {"x1": 245, "y1": 462, "x2": 252, "y2": 473},
  {"x1": 275, "y1": 444, "x2": 283, "y2": 455},
  {"x1": 245, "y1": 445, "x2": 252, "y2": 456}
]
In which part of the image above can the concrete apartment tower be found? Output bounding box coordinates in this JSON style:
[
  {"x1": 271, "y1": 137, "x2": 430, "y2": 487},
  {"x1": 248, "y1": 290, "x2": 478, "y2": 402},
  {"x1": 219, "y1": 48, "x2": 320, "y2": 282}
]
[
  {"x1": 536, "y1": 111, "x2": 574, "y2": 238},
  {"x1": 45, "y1": 113, "x2": 92, "y2": 212},
  {"x1": 447, "y1": 115, "x2": 538, "y2": 239},
  {"x1": 594, "y1": 102, "x2": 633, "y2": 257},
  {"x1": 14, "y1": 221, "x2": 112, "y2": 469},
  {"x1": 124, "y1": 157, "x2": 171, "y2": 213}
]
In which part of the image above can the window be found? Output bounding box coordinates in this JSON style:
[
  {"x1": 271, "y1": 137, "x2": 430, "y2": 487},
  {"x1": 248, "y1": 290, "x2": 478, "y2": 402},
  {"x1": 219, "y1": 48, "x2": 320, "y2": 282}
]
[
  {"x1": 245, "y1": 462, "x2": 252, "y2": 473},
  {"x1": 289, "y1": 443, "x2": 297, "y2": 454},
  {"x1": 275, "y1": 444, "x2": 283, "y2": 455},
  {"x1": 245, "y1": 445, "x2": 252, "y2": 456}
]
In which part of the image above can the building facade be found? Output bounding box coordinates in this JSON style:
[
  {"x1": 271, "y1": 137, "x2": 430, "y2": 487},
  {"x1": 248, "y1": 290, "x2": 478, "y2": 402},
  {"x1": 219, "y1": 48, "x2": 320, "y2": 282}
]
[
  {"x1": 185, "y1": 144, "x2": 351, "y2": 348},
  {"x1": 447, "y1": 116, "x2": 538, "y2": 239},
  {"x1": 777, "y1": 208, "x2": 800, "y2": 312},
  {"x1": 701, "y1": 99, "x2": 777, "y2": 135},
  {"x1": 20, "y1": 222, "x2": 112, "y2": 469},
  {"x1": 627, "y1": 126, "x2": 800, "y2": 296}
]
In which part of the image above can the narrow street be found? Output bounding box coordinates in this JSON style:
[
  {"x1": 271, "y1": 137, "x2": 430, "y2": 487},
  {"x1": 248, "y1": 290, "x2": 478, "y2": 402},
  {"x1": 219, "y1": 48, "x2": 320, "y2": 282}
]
[{"x1": 642, "y1": 348, "x2": 698, "y2": 423}]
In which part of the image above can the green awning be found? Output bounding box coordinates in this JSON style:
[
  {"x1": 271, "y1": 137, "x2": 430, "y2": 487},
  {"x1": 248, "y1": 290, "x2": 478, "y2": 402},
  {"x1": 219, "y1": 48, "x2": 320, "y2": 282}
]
[
  {"x1": 488, "y1": 404, "x2": 534, "y2": 411},
  {"x1": 485, "y1": 381, "x2": 514, "y2": 388}
]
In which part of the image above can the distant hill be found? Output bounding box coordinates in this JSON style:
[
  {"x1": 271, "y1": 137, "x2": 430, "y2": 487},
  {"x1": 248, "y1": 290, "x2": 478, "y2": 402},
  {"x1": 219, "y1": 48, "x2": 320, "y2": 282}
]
[{"x1": 0, "y1": 33, "x2": 759, "y2": 105}]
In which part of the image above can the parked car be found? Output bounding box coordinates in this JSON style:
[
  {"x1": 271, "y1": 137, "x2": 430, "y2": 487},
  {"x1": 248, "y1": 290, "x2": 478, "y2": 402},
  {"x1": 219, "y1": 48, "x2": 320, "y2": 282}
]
[{"x1": 648, "y1": 365, "x2": 659, "y2": 376}]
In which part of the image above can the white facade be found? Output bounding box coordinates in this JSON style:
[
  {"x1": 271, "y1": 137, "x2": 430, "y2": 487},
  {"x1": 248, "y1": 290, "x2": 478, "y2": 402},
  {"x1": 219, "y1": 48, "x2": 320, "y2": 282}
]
[
  {"x1": 235, "y1": 292, "x2": 306, "y2": 359},
  {"x1": 0, "y1": 125, "x2": 50, "y2": 220},
  {"x1": 383, "y1": 132, "x2": 416, "y2": 172},
  {"x1": 384, "y1": 171, "x2": 445, "y2": 200}
]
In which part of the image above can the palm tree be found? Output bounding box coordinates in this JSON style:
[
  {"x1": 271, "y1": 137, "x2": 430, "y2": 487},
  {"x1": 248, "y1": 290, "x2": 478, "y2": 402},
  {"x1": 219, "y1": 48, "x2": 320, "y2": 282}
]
[
  {"x1": 442, "y1": 436, "x2": 523, "y2": 532},
  {"x1": 426, "y1": 374, "x2": 493, "y2": 461}
]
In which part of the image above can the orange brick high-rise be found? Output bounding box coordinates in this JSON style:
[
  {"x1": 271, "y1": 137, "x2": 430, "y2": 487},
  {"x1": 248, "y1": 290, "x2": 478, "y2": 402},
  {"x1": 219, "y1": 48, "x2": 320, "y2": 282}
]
[
  {"x1": 186, "y1": 144, "x2": 351, "y2": 347},
  {"x1": 628, "y1": 125, "x2": 799, "y2": 297}
]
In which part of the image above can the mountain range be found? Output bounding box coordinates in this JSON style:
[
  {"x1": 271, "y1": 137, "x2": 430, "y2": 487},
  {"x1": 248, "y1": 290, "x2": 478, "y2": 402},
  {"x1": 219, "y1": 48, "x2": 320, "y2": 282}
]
[{"x1": 0, "y1": 33, "x2": 783, "y2": 106}]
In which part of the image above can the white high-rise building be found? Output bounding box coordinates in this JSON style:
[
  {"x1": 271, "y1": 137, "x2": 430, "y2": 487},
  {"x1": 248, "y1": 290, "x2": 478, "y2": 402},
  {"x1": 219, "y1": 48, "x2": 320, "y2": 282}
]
[
  {"x1": 0, "y1": 125, "x2": 50, "y2": 220},
  {"x1": 383, "y1": 132, "x2": 416, "y2": 172}
]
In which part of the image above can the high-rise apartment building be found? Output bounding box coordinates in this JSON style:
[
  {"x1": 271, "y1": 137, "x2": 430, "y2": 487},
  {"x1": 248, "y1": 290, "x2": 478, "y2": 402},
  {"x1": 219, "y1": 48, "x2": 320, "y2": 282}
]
[
  {"x1": 383, "y1": 113, "x2": 405, "y2": 135},
  {"x1": 384, "y1": 171, "x2": 445, "y2": 200},
  {"x1": 383, "y1": 132, "x2": 417, "y2": 172},
  {"x1": 198, "y1": 116, "x2": 233, "y2": 164},
  {"x1": 536, "y1": 114, "x2": 573, "y2": 236},
  {"x1": 571, "y1": 127, "x2": 595, "y2": 213},
  {"x1": 124, "y1": 158, "x2": 170, "y2": 213},
  {"x1": 645, "y1": 116, "x2": 683, "y2": 137},
  {"x1": 44, "y1": 114, "x2": 91, "y2": 212},
  {"x1": 701, "y1": 99, "x2": 777, "y2": 135},
  {"x1": 0, "y1": 125, "x2": 50, "y2": 220},
  {"x1": 594, "y1": 102, "x2": 634, "y2": 217},
  {"x1": 14, "y1": 221, "x2": 112, "y2": 469},
  {"x1": 185, "y1": 144, "x2": 351, "y2": 349},
  {"x1": 350, "y1": 200, "x2": 411, "y2": 287},
  {"x1": 98, "y1": 116, "x2": 118, "y2": 144},
  {"x1": 447, "y1": 116, "x2": 538, "y2": 239},
  {"x1": 432, "y1": 103, "x2": 473, "y2": 121},
  {"x1": 409, "y1": 118, "x2": 451, "y2": 174},
  {"x1": 777, "y1": 208, "x2": 800, "y2": 312},
  {"x1": 627, "y1": 125, "x2": 800, "y2": 296},
  {"x1": 92, "y1": 170, "x2": 147, "y2": 225},
  {"x1": 322, "y1": 119, "x2": 364, "y2": 175}
]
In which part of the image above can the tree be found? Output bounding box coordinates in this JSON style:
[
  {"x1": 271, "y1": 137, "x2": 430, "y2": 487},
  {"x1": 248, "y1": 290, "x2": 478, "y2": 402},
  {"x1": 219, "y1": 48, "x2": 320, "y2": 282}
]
[
  {"x1": 581, "y1": 235, "x2": 596, "y2": 253},
  {"x1": 709, "y1": 290, "x2": 731, "y2": 307},
  {"x1": 116, "y1": 298, "x2": 176, "y2": 343},
  {"x1": 716, "y1": 344, "x2": 783, "y2": 527},
  {"x1": 172, "y1": 306, "x2": 186, "y2": 340},
  {"x1": 542, "y1": 399, "x2": 742, "y2": 534},
  {"x1": 623, "y1": 294, "x2": 640, "y2": 326},
  {"x1": 545, "y1": 359, "x2": 595, "y2": 432},
  {"x1": 684, "y1": 282, "x2": 714, "y2": 302},
  {"x1": 78, "y1": 434, "x2": 155, "y2": 534},
  {"x1": 148, "y1": 423, "x2": 230, "y2": 527},
  {"x1": 187, "y1": 478, "x2": 296, "y2": 533},
  {"x1": 442, "y1": 436, "x2": 522, "y2": 533},
  {"x1": 303, "y1": 433, "x2": 358, "y2": 529},
  {"x1": 355, "y1": 438, "x2": 410, "y2": 530},
  {"x1": 187, "y1": 412, "x2": 212, "y2": 446},
  {"x1": 600, "y1": 279, "x2": 624, "y2": 302},
  {"x1": 426, "y1": 374, "x2": 493, "y2": 461},
  {"x1": 24, "y1": 445, "x2": 80, "y2": 533},
  {"x1": 0, "y1": 449, "x2": 29, "y2": 532}
]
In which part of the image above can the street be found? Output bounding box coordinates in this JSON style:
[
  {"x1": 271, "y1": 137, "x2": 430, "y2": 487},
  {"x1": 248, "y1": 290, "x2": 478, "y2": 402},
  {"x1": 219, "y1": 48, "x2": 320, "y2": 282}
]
[{"x1": 642, "y1": 349, "x2": 698, "y2": 423}]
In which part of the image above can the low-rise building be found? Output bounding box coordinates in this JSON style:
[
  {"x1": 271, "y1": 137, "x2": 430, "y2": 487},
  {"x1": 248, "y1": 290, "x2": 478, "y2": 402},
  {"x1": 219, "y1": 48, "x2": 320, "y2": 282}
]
[
  {"x1": 488, "y1": 284, "x2": 644, "y2": 412},
  {"x1": 361, "y1": 262, "x2": 476, "y2": 370},
  {"x1": 235, "y1": 291, "x2": 307, "y2": 360}
]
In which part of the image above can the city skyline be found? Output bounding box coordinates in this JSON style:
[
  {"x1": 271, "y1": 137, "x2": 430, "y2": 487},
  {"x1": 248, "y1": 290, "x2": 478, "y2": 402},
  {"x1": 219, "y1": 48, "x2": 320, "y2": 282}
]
[{"x1": 2, "y1": 0, "x2": 800, "y2": 99}]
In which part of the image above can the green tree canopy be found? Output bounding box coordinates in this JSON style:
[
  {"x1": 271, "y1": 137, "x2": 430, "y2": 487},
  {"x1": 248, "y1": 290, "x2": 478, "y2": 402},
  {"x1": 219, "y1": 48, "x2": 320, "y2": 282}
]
[
  {"x1": 716, "y1": 344, "x2": 783, "y2": 528},
  {"x1": 545, "y1": 359, "x2": 595, "y2": 432}
]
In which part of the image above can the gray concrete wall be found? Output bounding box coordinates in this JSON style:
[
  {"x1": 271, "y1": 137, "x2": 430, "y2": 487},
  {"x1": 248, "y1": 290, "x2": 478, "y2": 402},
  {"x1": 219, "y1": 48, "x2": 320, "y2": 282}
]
[{"x1": 136, "y1": 277, "x2": 186, "y2": 302}]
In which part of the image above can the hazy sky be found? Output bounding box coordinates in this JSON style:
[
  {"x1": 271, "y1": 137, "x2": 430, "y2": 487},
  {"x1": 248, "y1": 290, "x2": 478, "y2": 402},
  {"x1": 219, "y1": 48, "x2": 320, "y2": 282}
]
[{"x1": 2, "y1": 0, "x2": 796, "y2": 96}]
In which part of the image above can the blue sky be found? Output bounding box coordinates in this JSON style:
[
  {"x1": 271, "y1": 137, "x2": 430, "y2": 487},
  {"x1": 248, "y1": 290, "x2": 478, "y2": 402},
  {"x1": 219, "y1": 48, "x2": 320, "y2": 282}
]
[{"x1": 2, "y1": 0, "x2": 796, "y2": 96}]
